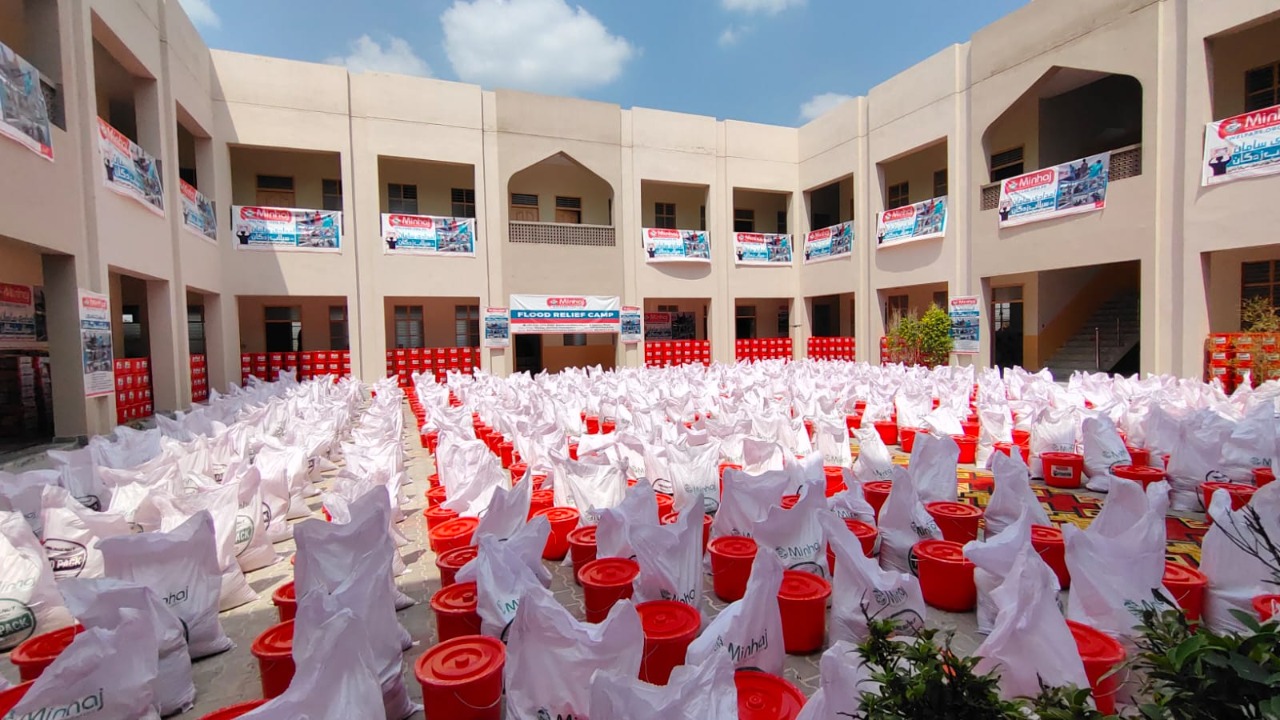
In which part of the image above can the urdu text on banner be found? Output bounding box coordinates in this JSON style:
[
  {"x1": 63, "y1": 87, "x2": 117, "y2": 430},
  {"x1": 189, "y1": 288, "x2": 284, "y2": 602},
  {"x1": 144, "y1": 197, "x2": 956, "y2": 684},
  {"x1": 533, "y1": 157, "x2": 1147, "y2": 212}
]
[
  {"x1": 996, "y1": 152, "x2": 1109, "y2": 228},
  {"x1": 1202, "y1": 104, "x2": 1280, "y2": 186}
]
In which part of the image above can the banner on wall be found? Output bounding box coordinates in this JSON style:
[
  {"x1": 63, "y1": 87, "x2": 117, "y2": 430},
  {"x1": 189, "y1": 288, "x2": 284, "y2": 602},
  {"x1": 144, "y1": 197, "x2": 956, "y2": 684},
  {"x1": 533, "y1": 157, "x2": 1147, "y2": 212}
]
[
  {"x1": 483, "y1": 307, "x2": 510, "y2": 348},
  {"x1": 642, "y1": 228, "x2": 711, "y2": 263},
  {"x1": 381, "y1": 214, "x2": 476, "y2": 256},
  {"x1": 949, "y1": 295, "x2": 980, "y2": 355},
  {"x1": 509, "y1": 295, "x2": 620, "y2": 335},
  {"x1": 876, "y1": 197, "x2": 947, "y2": 248},
  {"x1": 0, "y1": 283, "x2": 36, "y2": 346},
  {"x1": 997, "y1": 151, "x2": 1110, "y2": 228},
  {"x1": 644, "y1": 312, "x2": 673, "y2": 341},
  {"x1": 78, "y1": 290, "x2": 113, "y2": 398},
  {"x1": 620, "y1": 306, "x2": 642, "y2": 344},
  {"x1": 180, "y1": 180, "x2": 217, "y2": 242},
  {"x1": 0, "y1": 41, "x2": 54, "y2": 160},
  {"x1": 803, "y1": 221, "x2": 854, "y2": 264},
  {"x1": 1202, "y1": 104, "x2": 1280, "y2": 187},
  {"x1": 232, "y1": 205, "x2": 341, "y2": 252},
  {"x1": 97, "y1": 118, "x2": 164, "y2": 215},
  {"x1": 733, "y1": 232, "x2": 793, "y2": 265}
]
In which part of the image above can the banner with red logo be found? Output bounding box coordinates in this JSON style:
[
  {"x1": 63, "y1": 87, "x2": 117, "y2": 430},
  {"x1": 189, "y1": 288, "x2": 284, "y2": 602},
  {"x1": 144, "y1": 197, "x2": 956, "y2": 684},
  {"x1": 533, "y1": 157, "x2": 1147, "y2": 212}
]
[
  {"x1": 381, "y1": 213, "x2": 475, "y2": 256},
  {"x1": 642, "y1": 228, "x2": 710, "y2": 263},
  {"x1": 0, "y1": 41, "x2": 54, "y2": 160},
  {"x1": 98, "y1": 118, "x2": 164, "y2": 216},
  {"x1": 1202, "y1": 104, "x2": 1280, "y2": 187},
  {"x1": 232, "y1": 205, "x2": 341, "y2": 252},
  {"x1": 78, "y1": 290, "x2": 113, "y2": 398},
  {"x1": 876, "y1": 199, "x2": 947, "y2": 248},
  {"x1": 996, "y1": 151, "x2": 1110, "y2": 228},
  {"x1": 0, "y1": 283, "x2": 36, "y2": 345},
  {"x1": 180, "y1": 180, "x2": 217, "y2": 242},
  {"x1": 508, "y1": 295, "x2": 621, "y2": 335}
]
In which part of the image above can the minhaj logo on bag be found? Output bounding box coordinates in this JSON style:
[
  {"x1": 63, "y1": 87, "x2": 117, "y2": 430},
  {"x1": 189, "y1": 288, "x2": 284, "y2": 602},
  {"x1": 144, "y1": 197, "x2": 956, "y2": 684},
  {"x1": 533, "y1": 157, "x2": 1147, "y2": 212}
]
[
  {"x1": 234, "y1": 515, "x2": 255, "y2": 556},
  {"x1": 43, "y1": 539, "x2": 88, "y2": 579},
  {"x1": 0, "y1": 598, "x2": 37, "y2": 651},
  {"x1": 11, "y1": 688, "x2": 105, "y2": 720},
  {"x1": 774, "y1": 542, "x2": 821, "y2": 562},
  {"x1": 162, "y1": 587, "x2": 189, "y2": 607},
  {"x1": 535, "y1": 711, "x2": 577, "y2": 720},
  {"x1": 725, "y1": 630, "x2": 769, "y2": 663}
]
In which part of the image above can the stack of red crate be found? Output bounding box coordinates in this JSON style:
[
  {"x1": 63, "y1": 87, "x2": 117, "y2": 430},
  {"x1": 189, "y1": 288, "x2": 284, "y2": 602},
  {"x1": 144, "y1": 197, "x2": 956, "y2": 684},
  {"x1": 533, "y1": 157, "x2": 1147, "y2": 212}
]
[
  {"x1": 190, "y1": 354, "x2": 209, "y2": 402},
  {"x1": 386, "y1": 347, "x2": 478, "y2": 387},
  {"x1": 114, "y1": 357, "x2": 153, "y2": 424},
  {"x1": 734, "y1": 338, "x2": 792, "y2": 362},
  {"x1": 807, "y1": 336, "x2": 856, "y2": 361},
  {"x1": 1206, "y1": 332, "x2": 1279, "y2": 391},
  {"x1": 643, "y1": 340, "x2": 711, "y2": 368},
  {"x1": 241, "y1": 351, "x2": 351, "y2": 384},
  {"x1": 879, "y1": 336, "x2": 892, "y2": 364}
]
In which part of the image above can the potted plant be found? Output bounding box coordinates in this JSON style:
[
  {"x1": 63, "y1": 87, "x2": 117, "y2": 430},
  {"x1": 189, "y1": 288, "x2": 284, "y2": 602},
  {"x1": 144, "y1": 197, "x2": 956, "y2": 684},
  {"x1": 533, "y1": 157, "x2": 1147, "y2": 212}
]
[{"x1": 886, "y1": 304, "x2": 954, "y2": 368}]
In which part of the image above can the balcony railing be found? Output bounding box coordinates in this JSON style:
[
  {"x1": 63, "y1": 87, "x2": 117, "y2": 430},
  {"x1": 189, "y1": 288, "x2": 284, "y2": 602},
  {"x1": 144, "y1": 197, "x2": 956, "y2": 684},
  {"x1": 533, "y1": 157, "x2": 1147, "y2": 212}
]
[
  {"x1": 509, "y1": 221, "x2": 615, "y2": 247},
  {"x1": 980, "y1": 143, "x2": 1143, "y2": 211}
]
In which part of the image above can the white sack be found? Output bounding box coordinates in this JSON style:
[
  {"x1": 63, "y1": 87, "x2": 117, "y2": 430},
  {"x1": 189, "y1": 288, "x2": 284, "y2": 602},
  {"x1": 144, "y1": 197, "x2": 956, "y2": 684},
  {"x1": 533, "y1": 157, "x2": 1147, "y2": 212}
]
[
  {"x1": 0, "y1": 510, "x2": 75, "y2": 651},
  {"x1": 822, "y1": 512, "x2": 925, "y2": 642},
  {"x1": 686, "y1": 550, "x2": 786, "y2": 676}
]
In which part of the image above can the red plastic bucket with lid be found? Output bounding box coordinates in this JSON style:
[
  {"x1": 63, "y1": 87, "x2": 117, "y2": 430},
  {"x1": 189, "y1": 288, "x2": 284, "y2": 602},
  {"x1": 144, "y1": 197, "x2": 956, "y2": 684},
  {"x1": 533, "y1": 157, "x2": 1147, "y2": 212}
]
[
  {"x1": 1253, "y1": 594, "x2": 1280, "y2": 621},
  {"x1": 199, "y1": 701, "x2": 268, "y2": 720},
  {"x1": 578, "y1": 558, "x2": 640, "y2": 623},
  {"x1": 778, "y1": 571, "x2": 831, "y2": 654},
  {"x1": 655, "y1": 494, "x2": 675, "y2": 520},
  {"x1": 0, "y1": 682, "x2": 31, "y2": 716},
  {"x1": 735, "y1": 669, "x2": 807, "y2": 720},
  {"x1": 1067, "y1": 620, "x2": 1126, "y2": 715},
  {"x1": 961, "y1": 420, "x2": 980, "y2": 439},
  {"x1": 710, "y1": 536, "x2": 757, "y2": 602},
  {"x1": 845, "y1": 414, "x2": 862, "y2": 432},
  {"x1": 661, "y1": 512, "x2": 712, "y2": 553},
  {"x1": 1126, "y1": 446, "x2": 1151, "y2": 467},
  {"x1": 509, "y1": 461, "x2": 528, "y2": 486},
  {"x1": 430, "y1": 516, "x2": 479, "y2": 555},
  {"x1": 899, "y1": 426, "x2": 920, "y2": 454},
  {"x1": 10, "y1": 624, "x2": 84, "y2": 681},
  {"x1": 426, "y1": 486, "x2": 448, "y2": 509},
  {"x1": 602, "y1": 419, "x2": 616, "y2": 434},
  {"x1": 415, "y1": 635, "x2": 505, "y2": 720},
  {"x1": 1011, "y1": 429, "x2": 1031, "y2": 445},
  {"x1": 925, "y1": 501, "x2": 983, "y2": 544},
  {"x1": 1202, "y1": 482, "x2": 1256, "y2": 514},
  {"x1": 779, "y1": 494, "x2": 800, "y2": 510},
  {"x1": 1112, "y1": 464, "x2": 1167, "y2": 490},
  {"x1": 498, "y1": 441, "x2": 514, "y2": 469},
  {"x1": 1255, "y1": 467, "x2": 1275, "y2": 488},
  {"x1": 533, "y1": 506, "x2": 580, "y2": 560},
  {"x1": 568, "y1": 525, "x2": 598, "y2": 583},
  {"x1": 719, "y1": 462, "x2": 742, "y2": 481},
  {"x1": 863, "y1": 481, "x2": 892, "y2": 521},
  {"x1": 1163, "y1": 562, "x2": 1208, "y2": 623},
  {"x1": 271, "y1": 581, "x2": 296, "y2": 622},
  {"x1": 1030, "y1": 525, "x2": 1070, "y2": 589},
  {"x1": 873, "y1": 419, "x2": 898, "y2": 446},
  {"x1": 1040, "y1": 452, "x2": 1084, "y2": 489},
  {"x1": 585, "y1": 415, "x2": 601, "y2": 434},
  {"x1": 425, "y1": 430, "x2": 440, "y2": 454},
  {"x1": 250, "y1": 620, "x2": 296, "y2": 699},
  {"x1": 992, "y1": 441, "x2": 1029, "y2": 464},
  {"x1": 568, "y1": 442, "x2": 579, "y2": 460},
  {"x1": 913, "y1": 539, "x2": 976, "y2": 612},
  {"x1": 528, "y1": 489, "x2": 554, "y2": 519},
  {"x1": 425, "y1": 505, "x2": 460, "y2": 531},
  {"x1": 823, "y1": 466, "x2": 847, "y2": 497},
  {"x1": 952, "y1": 435, "x2": 978, "y2": 465},
  {"x1": 825, "y1": 519, "x2": 878, "y2": 575},
  {"x1": 636, "y1": 600, "x2": 702, "y2": 685},
  {"x1": 432, "y1": 581, "x2": 482, "y2": 642},
  {"x1": 428, "y1": 473, "x2": 441, "y2": 488},
  {"x1": 437, "y1": 545, "x2": 479, "y2": 588}
]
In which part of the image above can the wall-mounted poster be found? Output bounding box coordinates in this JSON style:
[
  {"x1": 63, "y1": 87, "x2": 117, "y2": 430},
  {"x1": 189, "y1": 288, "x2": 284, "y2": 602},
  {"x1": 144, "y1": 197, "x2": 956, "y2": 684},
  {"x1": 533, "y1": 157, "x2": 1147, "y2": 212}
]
[
  {"x1": 0, "y1": 41, "x2": 54, "y2": 160},
  {"x1": 642, "y1": 228, "x2": 711, "y2": 263},
  {"x1": 509, "y1": 295, "x2": 620, "y2": 335},
  {"x1": 620, "y1": 306, "x2": 642, "y2": 344},
  {"x1": 78, "y1": 290, "x2": 113, "y2": 398},
  {"x1": 876, "y1": 198, "x2": 947, "y2": 247},
  {"x1": 803, "y1": 221, "x2": 854, "y2": 263},
  {"x1": 483, "y1": 307, "x2": 509, "y2": 348},
  {"x1": 98, "y1": 118, "x2": 164, "y2": 215},
  {"x1": 949, "y1": 295, "x2": 980, "y2": 355},
  {"x1": 734, "y1": 232, "x2": 792, "y2": 265},
  {"x1": 1202, "y1": 104, "x2": 1280, "y2": 187},
  {"x1": 381, "y1": 214, "x2": 476, "y2": 256},
  {"x1": 644, "y1": 312, "x2": 672, "y2": 341},
  {"x1": 180, "y1": 180, "x2": 217, "y2": 242},
  {"x1": 0, "y1": 283, "x2": 36, "y2": 346},
  {"x1": 996, "y1": 152, "x2": 1110, "y2": 228},
  {"x1": 232, "y1": 206, "x2": 342, "y2": 252}
]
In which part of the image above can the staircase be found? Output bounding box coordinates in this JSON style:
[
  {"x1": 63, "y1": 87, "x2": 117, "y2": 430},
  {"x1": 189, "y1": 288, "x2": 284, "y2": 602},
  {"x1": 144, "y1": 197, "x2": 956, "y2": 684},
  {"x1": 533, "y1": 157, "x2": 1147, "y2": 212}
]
[{"x1": 1045, "y1": 290, "x2": 1140, "y2": 379}]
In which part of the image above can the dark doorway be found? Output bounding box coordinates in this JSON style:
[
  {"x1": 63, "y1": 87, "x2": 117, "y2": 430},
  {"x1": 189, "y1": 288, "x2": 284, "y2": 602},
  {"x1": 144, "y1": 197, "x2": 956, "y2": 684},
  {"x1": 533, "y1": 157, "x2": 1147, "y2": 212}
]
[
  {"x1": 515, "y1": 334, "x2": 542, "y2": 374},
  {"x1": 992, "y1": 286, "x2": 1024, "y2": 369},
  {"x1": 264, "y1": 306, "x2": 301, "y2": 352}
]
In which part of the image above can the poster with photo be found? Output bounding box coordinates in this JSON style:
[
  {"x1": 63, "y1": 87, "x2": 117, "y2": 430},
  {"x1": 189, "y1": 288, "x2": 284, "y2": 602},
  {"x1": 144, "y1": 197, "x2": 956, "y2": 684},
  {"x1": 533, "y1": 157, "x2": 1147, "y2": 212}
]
[
  {"x1": 98, "y1": 118, "x2": 164, "y2": 215},
  {"x1": 0, "y1": 41, "x2": 53, "y2": 160},
  {"x1": 1202, "y1": 104, "x2": 1280, "y2": 186},
  {"x1": 996, "y1": 152, "x2": 1110, "y2": 228},
  {"x1": 803, "y1": 221, "x2": 854, "y2": 263},
  {"x1": 180, "y1": 180, "x2": 217, "y2": 242},
  {"x1": 644, "y1": 312, "x2": 673, "y2": 341},
  {"x1": 733, "y1": 232, "x2": 793, "y2": 265},
  {"x1": 382, "y1": 214, "x2": 476, "y2": 256},
  {"x1": 78, "y1": 290, "x2": 113, "y2": 398},
  {"x1": 620, "y1": 306, "x2": 642, "y2": 344},
  {"x1": 949, "y1": 295, "x2": 980, "y2": 355},
  {"x1": 232, "y1": 205, "x2": 342, "y2": 252},
  {"x1": 641, "y1": 228, "x2": 711, "y2": 263},
  {"x1": 483, "y1": 307, "x2": 509, "y2": 348},
  {"x1": 876, "y1": 198, "x2": 947, "y2": 248},
  {"x1": 0, "y1": 283, "x2": 36, "y2": 346}
]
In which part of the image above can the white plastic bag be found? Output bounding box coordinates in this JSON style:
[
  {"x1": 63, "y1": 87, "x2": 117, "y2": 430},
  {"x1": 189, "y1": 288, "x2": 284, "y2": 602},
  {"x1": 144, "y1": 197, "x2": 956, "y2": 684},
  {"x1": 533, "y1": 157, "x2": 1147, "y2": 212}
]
[
  {"x1": 552, "y1": 456, "x2": 628, "y2": 526},
  {"x1": 473, "y1": 473, "x2": 533, "y2": 541},
  {"x1": 964, "y1": 509, "x2": 1046, "y2": 635},
  {"x1": 908, "y1": 432, "x2": 960, "y2": 504},
  {"x1": 876, "y1": 467, "x2": 942, "y2": 574},
  {"x1": 753, "y1": 480, "x2": 828, "y2": 578},
  {"x1": 1030, "y1": 407, "x2": 1078, "y2": 476},
  {"x1": 47, "y1": 448, "x2": 110, "y2": 511},
  {"x1": 0, "y1": 468, "x2": 62, "y2": 532},
  {"x1": 438, "y1": 439, "x2": 508, "y2": 517},
  {"x1": 794, "y1": 641, "x2": 874, "y2": 720},
  {"x1": 596, "y1": 479, "x2": 659, "y2": 559},
  {"x1": 224, "y1": 464, "x2": 279, "y2": 572},
  {"x1": 459, "y1": 530, "x2": 556, "y2": 640},
  {"x1": 1200, "y1": 482, "x2": 1280, "y2": 633},
  {"x1": 710, "y1": 468, "x2": 788, "y2": 540},
  {"x1": 665, "y1": 441, "x2": 723, "y2": 515},
  {"x1": 99, "y1": 510, "x2": 233, "y2": 659},
  {"x1": 1082, "y1": 414, "x2": 1129, "y2": 484},
  {"x1": 984, "y1": 451, "x2": 1050, "y2": 537},
  {"x1": 504, "y1": 589, "x2": 644, "y2": 720},
  {"x1": 630, "y1": 502, "x2": 707, "y2": 607},
  {"x1": 812, "y1": 415, "x2": 853, "y2": 469},
  {"x1": 826, "y1": 475, "x2": 877, "y2": 524},
  {"x1": 822, "y1": 513, "x2": 925, "y2": 642},
  {"x1": 1166, "y1": 410, "x2": 1234, "y2": 511},
  {"x1": 686, "y1": 550, "x2": 786, "y2": 675},
  {"x1": 588, "y1": 650, "x2": 737, "y2": 720},
  {"x1": 851, "y1": 427, "x2": 896, "y2": 483},
  {"x1": 0, "y1": 510, "x2": 75, "y2": 651},
  {"x1": 39, "y1": 485, "x2": 133, "y2": 580},
  {"x1": 1219, "y1": 403, "x2": 1275, "y2": 485}
]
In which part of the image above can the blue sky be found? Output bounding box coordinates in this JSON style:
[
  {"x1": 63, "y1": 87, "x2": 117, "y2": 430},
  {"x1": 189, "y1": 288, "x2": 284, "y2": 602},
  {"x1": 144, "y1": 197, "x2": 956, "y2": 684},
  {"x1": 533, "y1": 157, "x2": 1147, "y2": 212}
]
[{"x1": 179, "y1": 0, "x2": 1030, "y2": 127}]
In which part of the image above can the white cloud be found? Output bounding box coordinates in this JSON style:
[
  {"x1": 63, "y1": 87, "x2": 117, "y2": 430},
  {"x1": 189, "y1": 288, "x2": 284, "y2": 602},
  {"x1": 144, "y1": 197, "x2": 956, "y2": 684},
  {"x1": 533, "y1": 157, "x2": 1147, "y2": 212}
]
[
  {"x1": 324, "y1": 35, "x2": 432, "y2": 77},
  {"x1": 718, "y1": 25, "x2": 748, "y2": 47},
  {"x1": 800, "y1": 92, "x2": 853, "y2": 122},
  {"x1": 721, "y1": 0, "x2": 804, "y2": 15},
  {"x1": 441, "y1": 0, "x2": 634, "y2": 95},
  {"x1": 177, "y1": 0, "x2": 220, "y2": 29}
]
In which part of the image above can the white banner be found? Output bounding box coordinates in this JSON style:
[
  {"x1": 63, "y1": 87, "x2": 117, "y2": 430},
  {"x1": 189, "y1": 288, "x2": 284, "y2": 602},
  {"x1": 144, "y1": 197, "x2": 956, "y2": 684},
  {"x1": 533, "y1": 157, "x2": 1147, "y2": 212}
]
[
  {"x1": 382, "y1": 214, "x2": 476, "y2": 256},
  {"x1": 97, "y1": 118, "x2": 164, "y2": 216},
  {"x1": 0, "y1": 283, "x2": 36, "y2": 346},
  {"x1": 509, "y1": 295, "x2": 620, "y2": 335},
  {"x1": 642, "y1": 228, "x2": 711, "y2": 263},
  {"x1": 0, "y1": 41, "x2": 54, "y2": 160},
  {"x1": 180, "y1": 180, "x2": 217, "y2": 242},
  {"x1": 876, "y1": 198, "x2": 947, "y2": 248},
  {"x1": 1202, "y1": 104, "x2": 1280, "y2": 187},
  {"x1": 803, "y1": 221, "x2": 854, "y2": 263},
  {"x1": 483, "y1": 307, "x2": 510, "y2": 348},
  {"x1": 734, "y1": 232, "x2": 793, "y2": 266},
  {"x1": 949, "y1": 296, "x2": 980, "y2": 355},
  {"x1": 232, "y1": 205, "x2": 341, "y2": 252},
  {"x1": 78, "y1": 290, "x2": 113, "y2": 398},
  {"x1": 620, "y1": 306, "x2": 642, "y2": 344},
  {"x1": 996, "y1": 152, "x2": 1109, "y2": 228}
]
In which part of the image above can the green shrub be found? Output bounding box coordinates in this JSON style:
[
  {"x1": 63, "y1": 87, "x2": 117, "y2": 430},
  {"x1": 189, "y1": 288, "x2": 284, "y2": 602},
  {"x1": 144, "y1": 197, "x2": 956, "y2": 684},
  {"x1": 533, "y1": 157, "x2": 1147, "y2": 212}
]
[{"x1": 886, "y1": 304, "x2": 954, "y2": 368}]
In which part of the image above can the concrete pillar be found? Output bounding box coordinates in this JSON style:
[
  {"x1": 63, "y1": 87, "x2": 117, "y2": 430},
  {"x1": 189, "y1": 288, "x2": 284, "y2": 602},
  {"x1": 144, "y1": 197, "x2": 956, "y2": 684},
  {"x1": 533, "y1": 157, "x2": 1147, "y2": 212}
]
[
  {"x1": 712, "y1": 123, "x2": 733, "y2": 365},
  {"x1": 1153, "y1": 0, "x2": 1189, "y2": 376},
  {"x1": 42, "y1": 254, "x2": 111, "y2": 438},
  {"x1": 145, "y1": 279, "x2": 181, "y2": 413},
  {"x1": 854, "y1": 99, "x2": 874, "y2": 363},
  {"x1": 480, "y1": 93, "x2": 508, "y2": 376},
  {"x1": 200, "y1": 292, "x2": 228, "y2": 393}
]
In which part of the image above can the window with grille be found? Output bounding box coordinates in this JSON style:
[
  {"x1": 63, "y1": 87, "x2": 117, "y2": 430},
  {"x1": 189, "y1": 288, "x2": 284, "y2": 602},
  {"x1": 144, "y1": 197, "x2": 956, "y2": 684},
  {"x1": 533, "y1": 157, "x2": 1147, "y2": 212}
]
[
  {"x1": 1242, "y1": 261, "x2": 1280, "y2": 310},
  {"x1": 393, "y1": 305, "x2": 424, "y2": 349},
  {"x1": 388, "y1": 184, "x2": 418, "y2": 215},
  {"x1": 655, "y1": 202, "x2": 676, "y2": 229},
  {"x1": 992, "y1": 286, "x2": 1023, "y2": 332},
  {"x1": 1246, "y1": 63, "x2": 1280, "y2": 113},
  {"x1": 322, "y1": 179, "x2": 342, "y2": 212},
  {"x1": 512, "y1": 193, "x2": 538, "y2": 207},
  {"x1": 733, "y1": 209, "x2": 754, "y2": 233},
  {"x1": 990, "y1": 147, "x2": 1025, "y2": 183},
  {"x1": 933, "y1": 169, "x2": 948, "y2": 198},
  {"x1": 776, "y1": 210, "x2": 788, "y2": 234},
  {"x1": 329, "y1": 306, "x2": 348, "y2": 350},
  {"x1": 455, "y1": 305, "x2": 480, "y2": 348},
  {"x1": 187, "y1": 305, "x2": 206, "y2": 355},
  {"x1": 885, "y1": 295, "x2": 909, "y2": 325},
  {"x1": 452, "y1": 188, "x2": 476, "y2": 218},
  {"x1": 257, "y1": 175, "x2": 294, "y2": 192},
  {"x1": 657, "y1": 304, "x2": 679, "y2": 313},
  {"x1": 887, "y1": 183, "x2": 910, "y2": 210}
]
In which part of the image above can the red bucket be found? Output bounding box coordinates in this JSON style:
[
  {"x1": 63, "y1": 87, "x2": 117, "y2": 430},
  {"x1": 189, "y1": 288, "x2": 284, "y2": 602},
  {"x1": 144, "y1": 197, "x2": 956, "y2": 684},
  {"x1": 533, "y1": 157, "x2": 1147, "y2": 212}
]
[
  {"x1": 656, "y1": 494, "x2": 675, "y2": 520},
  {"x1": 636, "y1": 600, "x2": 701, "y2": 685},
  {"x1": 778, "y1": 571, "x2": 831, "y2": 654},
  {"x1": 430, "y1": 516, "x2": 479, "y2": 555},
  {"x1": 1067, "y1": 620, "x2": 1126, "y2": 715},
  {"x1": 0, "y1": 682, "x2": 31, "y2": 716},
  {"x1": 533, "y1": 507, "x2": 580, "y2": 561},
  {"x1": 10, "y1": 624, "x2": 84, "y2": 682},
  {"x1": 1030, "y1": 525, "x2": 1070, "y2": 589},
  {"x1": 424, "y1": 505, "x2": 459, "y2": 531},
  {"x1": 719, "y1": 462, "x2": 742, "y2": 482},
  {"x1": 437, "y1": 545, "x2": 479, "y2": 588},
  {"x1": 498, "y1": 441, "x2": 514, "y2": 469},
  {"x1": 992, "y1": 441, "x2": 1030, "y2": 464},
  {"x1": 961, "y1": 420, "x2": 980, "y2": 439},
  {"x1": 780, "y1": 494, "x2": 800, "y2": 510},
  {"x1": 710, "y1": 536, "x2": 757, "y2": 602},
  {"x1": 271, "y1": 581, "x2": 296, "y2": 622},
  {"x1": 568, "y1": 442, "x2": 579, "y2": 460},
  {"x1": 199, "y1": 701, "x2": 268, "y2": 720},
  {"x1": 925, "y1": 501, "x2": 983, "y2": 544},
  {"x1": 1253, "y1": 594, "x2": 1280, "y2": 622},
  {"x1": 426, "y1": 485, "x2": 448, "y2": 509},
  {"x1": 528, "y1": 489, "x2": 554, "y2": 519},
  {"x1": 586, "y1": 415, "x2": 601, "y2": 434},
  {"x1": 661, "y1": 512, "x2": 713, "y2": 553},
  {"x1": 1040, "y1": 452, "x2": 1084, "y2": 489},
  {"x1": 952, "y1": 435, "x2": 978, "y2": 465},
  {"x1": 425, "y1": 430, "x2": 440, "y2": 454},
  {"x1": 899, "y1": 426, "x2": 920, "y2": 454},
  {"x1": 823, "y1": 466, "x2": 847, "y2": 497},
  {"x1": 602, "y1": 420, "x2": 616, "y2": 434},
  {"x1": 1202, "y1": 482, "x2": 1256, "y2": 515},
  {"x1": 568, "y1": 525, "x2": 598, "y2": 583},
  {"x1": 1255, "y1": 467, "x2": 1275, "y2": 488},
  {"x1": 873, "y1": 419, "x2": 898, "y2": 446},
  {"x1": 1163, "y1": 562, "x2": 1208, "y2": 623},
  {"x1": 432, "y1": 581, "x2": 482, "y2": 642},
  {"x1": 913, "y1": 539, "x2": 976, "y2": 612},
  {"x1": 428, "y1": 473, "x2": 441, "y2": 489},
  {"x1": 578, "y1": 558, "x2": 639, "y2": 623},
  {"x1": 1125, "y1": 446, "x2": 1150, "y2": 467},
  {"x1": 863, "y1": 481, "x2": 892, "y2": 521},
  {"x1": 415, "y1": 635, "x2": 505, "y2": 720},
  {"x1": 845, "y1": 414, "x2": 862, "y2": 432},
  {"x1": 1112, "y1": 464, "x2": 1166, "y2": 490},
  {"x1": 509, "y1": 461, "x2": 528, "y2": 486},
  {"x1": 825, "y1": 518, "x2": 878, "y2": 575},
  {"x1": 1011, "y1": 429, "x2": 1031, "y2": 445},
  {"x1": 250, "y1": 620, "x2": 296, "y2": 699},
  {"x1": 734, "y1": 670, "x2": 807, "y2": 720}
]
